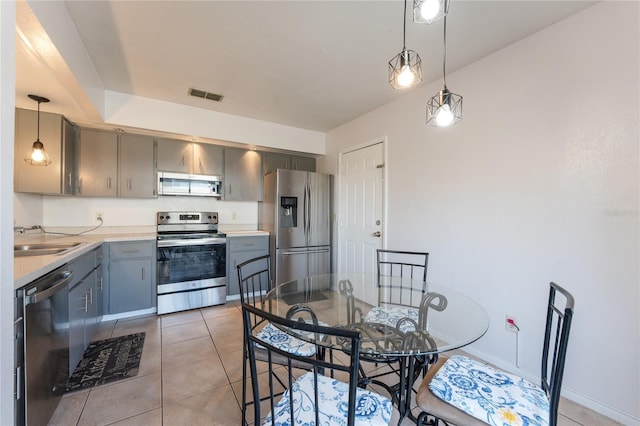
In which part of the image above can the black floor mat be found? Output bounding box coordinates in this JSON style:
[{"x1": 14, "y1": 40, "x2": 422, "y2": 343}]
[{"x1": 65, "y1": 332, "x2": 145, "y2": 393}]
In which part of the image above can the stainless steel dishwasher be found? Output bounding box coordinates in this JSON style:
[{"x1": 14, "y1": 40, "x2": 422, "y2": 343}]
[{"x1": 15, "y1": 266, "x2": 73, "y2": 426}]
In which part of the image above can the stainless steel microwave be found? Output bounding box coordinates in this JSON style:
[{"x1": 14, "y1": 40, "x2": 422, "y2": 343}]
[{"x1": 157, "y1": 172, "x2": 223, "y2": 197}]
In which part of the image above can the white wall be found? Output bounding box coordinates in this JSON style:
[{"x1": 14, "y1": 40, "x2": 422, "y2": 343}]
[
  {"x1": 39, "y1": 195, "x2": 258, "y2": 231},
  {"x1": 0, "y1": 1, "x2": 15, "y2": 421},
  {"x1": 12, "y1": 192, "x2": 258, "y2": 231},
  {"x1": 324, "y1": 2, "x2": 639, "y2": 423}
]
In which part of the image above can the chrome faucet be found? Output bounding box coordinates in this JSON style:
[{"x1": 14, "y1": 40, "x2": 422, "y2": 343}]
[{"x1": 14, "y1": 226, "x2": 25, "y2": 234}]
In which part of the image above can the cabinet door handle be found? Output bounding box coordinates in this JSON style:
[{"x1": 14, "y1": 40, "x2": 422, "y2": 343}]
[
  {"x1": 107, "y1": 177, "x2": 112, "y2": 189},
  {"x1": 98, "y1": 277, "x2": 103, "y2": 291},
  {"x1": 228, "y1": 184, "x2": 232, "y2": 194},
  {"x1": 80, "y1": 294, "x2": 88, "y2": 312},
  {"x1": 141, "y1": 267, "x2": 145, "y2": 281},
  {"x1": 127, "y1": 178, "x2": 132, "y2": 191},
  {"x1": 67, "y1": 172, "x2": 72, "y2": 188},
  {"x1": 122, "y1": 250, "x2": 140, "y2": 254}
]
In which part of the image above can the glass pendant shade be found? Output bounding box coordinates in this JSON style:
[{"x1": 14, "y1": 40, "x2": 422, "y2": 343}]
[
  {"x1": 427, "y1": 87, "x2": 462, "y2": 127},
  {"x1": 25, "y1": 140, "x2": 52, "y2": 166},
  {"x1": 389, "y1": 49, "x2": 422, "y2": 89},
  {"x1": 24, "y1": 94, "x2": 52, "y2": 166},
  {"x1": 413, "y1": 0, "x2": 449, "y2": 24}
]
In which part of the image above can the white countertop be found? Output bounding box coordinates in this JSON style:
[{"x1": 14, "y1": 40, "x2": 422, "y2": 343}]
[
  {"x1": 13, "y1": 232, "x2": 156, "y2": 290},
  {"x1": 13, "y1": 229, "x2": 268, "y2": 290}
]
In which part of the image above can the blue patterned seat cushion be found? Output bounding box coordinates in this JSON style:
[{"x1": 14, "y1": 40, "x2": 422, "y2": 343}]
[
  {"x1": 265, "y1": 371, "x2": 393, "y2": 425},
  {"x1": 256, "y1": 322, "x2": 325, "y2": 357},
  {"x1": 429, "y1": 355, "x2": 549, "y2": 426},
  {"x1": 364, "y1": 306, "x2": 419, "y2": 333}
]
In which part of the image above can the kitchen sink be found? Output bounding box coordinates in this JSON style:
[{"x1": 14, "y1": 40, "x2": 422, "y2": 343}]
[{"x1": 14, "y1": 242, "x2": 83, "y2": 257}]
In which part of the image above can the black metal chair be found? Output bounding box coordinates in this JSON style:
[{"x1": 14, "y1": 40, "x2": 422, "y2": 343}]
[
  {"x1": 358, "y1": 249, "x2": 431, "y2": 400},
  {"x1": 242, "y1": 301, "x2": 395, "y2": 426},
  {"x1": 415, "y1": 282, "x2": 575, "y2": 426},
  {"x1": 237, "y1": 255, "x2": 325, "y2": 425}
]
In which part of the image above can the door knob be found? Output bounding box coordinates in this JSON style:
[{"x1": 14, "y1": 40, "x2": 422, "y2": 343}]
[{"x1": 372, "y1": 231, "x2": 381, "y2": 237}]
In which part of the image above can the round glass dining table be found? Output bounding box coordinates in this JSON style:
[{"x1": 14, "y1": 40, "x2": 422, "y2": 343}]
[
  {"x1": 263, "y1": 273, "x2": 489, "y2": 356},
  {"x1": 262, "y1": 273, "x2": 490, "y2": 423}
]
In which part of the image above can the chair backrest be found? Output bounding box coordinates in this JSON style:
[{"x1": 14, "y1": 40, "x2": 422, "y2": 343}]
[
  {"x1": 542, "y1": 282, "x2": 575, "y2": 425},
  {"x1": 377, "y1": 249, "x2": 429, "y2": 281},
  {"x1": 237, "y1": 254, "x2": 271, "y2": 307},
  {"x1": 376, "y1": 249, "x2": 429, "y2": 306},
  {"x1": 242, "y1": 302, "x2": 363, "y2": 426}
]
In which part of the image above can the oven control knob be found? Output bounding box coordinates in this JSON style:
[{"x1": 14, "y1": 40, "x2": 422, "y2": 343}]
[{"x1": 166, "y1": 215, "x2": 170, "y2": 220}]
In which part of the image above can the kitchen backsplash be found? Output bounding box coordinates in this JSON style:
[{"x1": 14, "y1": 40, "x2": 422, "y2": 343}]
[{"x1": 14, "y1": 192, "x2": 259, "y2": 229}]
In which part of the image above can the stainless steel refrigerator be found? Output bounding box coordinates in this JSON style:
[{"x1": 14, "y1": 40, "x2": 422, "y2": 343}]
[{"x1": 261, "y1": 169, "x2": 332, "y2": 285}]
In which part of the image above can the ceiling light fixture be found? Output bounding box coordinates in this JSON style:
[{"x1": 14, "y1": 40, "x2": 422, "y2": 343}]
[
  {"x1": 427, "y1": 15, "x2": 462, "y2": 127},
  {"x1": 413, "y1": 0, "x2": 449, "y2": 24},
  {"x1": 24, "y1": 94, "x2": 52, "y2": 166},
  {"x1": 388, "y1": 0, "x2": 422, "y2": 89}
]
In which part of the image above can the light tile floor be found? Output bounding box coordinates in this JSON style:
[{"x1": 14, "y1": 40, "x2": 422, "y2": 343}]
[{"x1": 49, "y1": 302, "x2": 622, "y2": 426}]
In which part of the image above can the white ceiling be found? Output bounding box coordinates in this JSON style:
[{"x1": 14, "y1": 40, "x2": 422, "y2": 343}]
[{"x1": 15, "y1": 1, "x2": 596, "y2": 133}]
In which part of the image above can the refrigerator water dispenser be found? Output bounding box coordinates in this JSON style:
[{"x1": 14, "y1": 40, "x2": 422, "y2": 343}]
[{"x1": 280, "y1": 196, "x2": 297, "y2": 227}]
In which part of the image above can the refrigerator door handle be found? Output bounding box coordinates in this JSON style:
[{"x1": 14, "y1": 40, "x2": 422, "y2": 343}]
[
  {"x1": 308, "y1": 183, "x2": 311, "y2": 235},
  {"x1": 281, "y1": 248, "x2": 330, "y2": 255}
]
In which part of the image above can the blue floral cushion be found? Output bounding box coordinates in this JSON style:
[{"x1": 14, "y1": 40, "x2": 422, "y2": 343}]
[
  {"x1": 265, "y1": 371, "x2": 393, "y2": 425},
  {"x1": 256, "y1": 322, "x2": 324, "y2": 357},
  {"x1": 429, "y1": 355, "x2": 549, "y2": 426},
  {"x1": 364, "y1": 306, "x2": 419, "y2": 333}
]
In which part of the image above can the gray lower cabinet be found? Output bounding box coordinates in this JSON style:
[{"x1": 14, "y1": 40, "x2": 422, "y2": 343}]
[
  {"x1": 227, "y1": 235, "x2": 269, "y2": 296},
  {"x1": 107, "y1": 241, "x2": 156, "y2": 314},
  {"x1": 68, "y1": 246, "x2": 103, "y2": 374}
]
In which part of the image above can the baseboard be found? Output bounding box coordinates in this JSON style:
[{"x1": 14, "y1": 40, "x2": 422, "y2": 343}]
[
  {"x1": 462, "y1": 347, "x2": 639, "y2": 426},
  {"x1": 101, "y1": 307, "x2": 157, "y2": 322}
]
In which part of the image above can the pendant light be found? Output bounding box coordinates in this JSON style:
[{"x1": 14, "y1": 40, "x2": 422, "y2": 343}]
[
  {"x1": 427, "y1": 16, "x2": 462, "y2": 127},
  {"x1": 24, "y1": 94, "x2": 52, "y2": 166},
  {"x1": 413, "y1": 0, "x2": 449, "y2": 24},
  {"x1": 388, "y1": 0, "x2": 422, "y2": 89}
]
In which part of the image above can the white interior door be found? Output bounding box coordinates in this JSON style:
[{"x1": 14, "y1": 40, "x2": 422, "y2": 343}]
[{"x1": 338, "y1": 142, "x2": 384, "y2": 283}]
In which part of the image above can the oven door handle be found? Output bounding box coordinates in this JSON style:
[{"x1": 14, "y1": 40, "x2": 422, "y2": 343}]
[{"x1": 157, "y1": 238, "x2": 227, "y2": 247}]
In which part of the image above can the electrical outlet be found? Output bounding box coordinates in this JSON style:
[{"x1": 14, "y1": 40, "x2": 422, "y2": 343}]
[
  {"x1": 95, "y1": 212, "x2": 104, "y2": 221},
  {"x1": 505, "y1": 315, "x2": 519, "y2": 333}
]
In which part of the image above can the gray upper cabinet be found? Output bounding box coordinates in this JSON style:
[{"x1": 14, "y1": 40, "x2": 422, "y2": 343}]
[
  {"x1": 157, "y1": 138, "x2": 223, "y2": 176},
  {"x1": 156, "y1": 138, "x2": 193, "y2": 173},
  {"x1": 77, "y1": 128, "x2": 118, "y2": 197},
  {"x1": 119, "y1": 134, "x2": 156, "y2": 198},
  {"x1": 291, "y1": 155, "x2": 316, "y2": 172},
  {"x1": 262, "y1": 152, "x2": 315, "y2": 175},
  {"x1": 14, "y1": 108, "x2": 75, "y2": 195},
  {"x1": 193, "y1": 143, "x2": 224, "y2": 176},
  {"x1": 224, "y1": 148, "x2": 262, "y2": 201},
  {"x1": 262, "y1": 152, "x2": 291, "y2": 176}
]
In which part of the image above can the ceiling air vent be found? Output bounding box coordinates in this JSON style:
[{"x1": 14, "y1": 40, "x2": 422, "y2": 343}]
[{"x1": 189, "y1": 88, "x2": 224, "y2": 102}]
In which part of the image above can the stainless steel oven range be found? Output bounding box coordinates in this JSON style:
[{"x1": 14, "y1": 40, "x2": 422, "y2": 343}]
[{"x1": 156, "y1": 211, "x2": 226, "y2": 314}]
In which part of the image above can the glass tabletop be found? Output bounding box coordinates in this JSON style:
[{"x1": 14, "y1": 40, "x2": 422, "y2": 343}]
[{"x1": 263, "y1": 273, "x2": 490, "y2": 357}]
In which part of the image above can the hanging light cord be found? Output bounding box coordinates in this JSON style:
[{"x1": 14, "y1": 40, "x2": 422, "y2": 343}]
[
  {"x1": 402, "y1": 0, "x2": 408, "y2": 51},
  {"x1": 442, "y1": 16, "x2": 448, "y2": 88},
  {"x1": 36, "y1": 100, "x2": 41, "y2": 142}
]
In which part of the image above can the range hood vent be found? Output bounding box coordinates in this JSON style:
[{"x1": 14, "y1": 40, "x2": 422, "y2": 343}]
[{"x1": 189, "y1": 88, "x2": 224, "y2": 102}]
